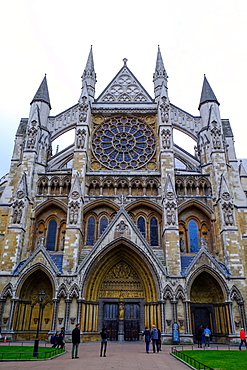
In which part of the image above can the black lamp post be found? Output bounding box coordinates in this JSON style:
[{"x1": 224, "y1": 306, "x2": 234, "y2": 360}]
[{"x1": 33, "y1": 290, "x2": 45, "y2": 357}]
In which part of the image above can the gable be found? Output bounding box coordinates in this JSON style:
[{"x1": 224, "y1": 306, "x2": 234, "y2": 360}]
[{"x1": 96, "y1": 63, "x2": 154, "y2": 103}]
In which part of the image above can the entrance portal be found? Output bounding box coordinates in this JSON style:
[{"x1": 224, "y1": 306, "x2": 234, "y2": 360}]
[
  {"x1": 190, "y1": 272, "x2": 230, "y2": 342},
  {"x1": 103, "y1": 302, "x2": 140, "y2": 341}
]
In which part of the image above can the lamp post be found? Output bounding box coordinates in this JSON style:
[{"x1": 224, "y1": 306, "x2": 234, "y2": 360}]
[{"x1": 33, "y1": 290, "x2": 45, "y2": 357}]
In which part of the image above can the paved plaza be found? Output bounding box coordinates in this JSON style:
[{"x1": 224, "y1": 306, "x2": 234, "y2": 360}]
[{"x1": 0, "y1": 341, "x2": 190, "y2": 370}]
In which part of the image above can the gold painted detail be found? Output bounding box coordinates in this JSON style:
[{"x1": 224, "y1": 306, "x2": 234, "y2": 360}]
[{"x1": 99, "y1": 262, "x2": 144, "y2": 298}]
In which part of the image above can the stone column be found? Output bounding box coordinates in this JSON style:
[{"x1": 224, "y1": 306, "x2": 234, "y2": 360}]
[
  {"x1": 171, "y1": 299, "x2": 177, "y2": 323},
  {"x1": 8, "y1": 298, "x2": 19, "y2": 331},
  {"x1": 65, "y1": 298, "x2": 72, "y2": 331},
  {"x1": 184, "y1": 300, "x2": 190, "y2": 333},
  {"x1": 160, "y1": 300, "x2": 165, "y2": 333},
  {"x1": 77, "y1": 299, "x2": 83, "y2": 325},
  {"x1": 51, "y1": 299, "x2": 59, "y2": 331}
]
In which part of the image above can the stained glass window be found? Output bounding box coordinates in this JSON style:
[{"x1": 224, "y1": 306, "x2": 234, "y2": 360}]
[
  {"x1": 86, "y1": 216, "x2": 95, "y2": 246},
  {"x1": 92, "y1": 117, "x2": 155, "y2": 170},
  {"x1": 46, "y1": 219, "x2": 57, "y2": 251},
  {"x1": 150, "y1": 217, "x2": 159, "y2": 246},
  {"x1": 100, "y1": 216, "x2": 108, "y2": 235},
  {"x1": 188, "y1": 220, "x2": 199, "y2": 252},
  {"x1": 137, "y1": 216, "x2": 146, "y2": 238}
]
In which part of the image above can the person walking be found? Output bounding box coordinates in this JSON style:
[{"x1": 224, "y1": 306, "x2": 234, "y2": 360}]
[
  {"x1": 100, "y1": 327, "x2": 108, "y2": 357},
  {"x1": 142, "y1": 327, "x2": 151, "y2": 353},
  {"x1": 203, "y1": 326, "x2": 211, "y2": 348},
  {"x1": 51, "y1": 331, "x2": 60, "y2": 348},
  {"x1": 58, "y1": 327, "x2": 65, "y2": 349},
  {"x1": 239, "y1": 328, "x2": 247, "y2": 350},
  {"x1": 72, "y1": 323, "x2": 81, "y2": 359},
  {"x1": 151, "y1": 324, "x2": 159, "y2": 353}
]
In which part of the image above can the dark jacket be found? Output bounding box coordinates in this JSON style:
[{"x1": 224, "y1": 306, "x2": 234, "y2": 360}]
[
  {"x1": 100, "y1": 328, "x2": 108, "y2": 341},
  {"x1": 72, "y1": 327, "x2": 81, "y2": 344},
  {"x1": 142, "y1": 329, "x2": 151, "y2": 343}
]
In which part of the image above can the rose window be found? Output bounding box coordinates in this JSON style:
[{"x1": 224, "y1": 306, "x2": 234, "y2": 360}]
[{"x1": 92, "y1": 117, "x2": 155, "y2": 170}]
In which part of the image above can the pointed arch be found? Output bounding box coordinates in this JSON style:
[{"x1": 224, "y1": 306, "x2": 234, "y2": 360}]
[
  {"x1": 69, "y1": 285, "x2": 80, "y2": 298},
  {"x1": 57, "y1": 284, "x2": 68, "y2": 298},
  {"x1": 163, "y1": 286, "x2": 174, "y2": 300},
  {"x1": 1, "y1": 283, "x2": 14, "y2": 298}
]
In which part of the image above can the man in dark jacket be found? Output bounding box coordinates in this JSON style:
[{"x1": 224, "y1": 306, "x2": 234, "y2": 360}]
[
  {"x1": 142, "y1": 327, "x2": 151, "y2": 353},
  {"x1": 72, "y1": 323, "x2": 81, "y2": 359},
  {"x1": 151, "y1": 324, "x2": 159, "y2": 353}
]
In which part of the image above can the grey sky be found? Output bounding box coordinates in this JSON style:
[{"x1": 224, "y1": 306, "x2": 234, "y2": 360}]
[{"x1": 0, "y1": 0, "x2": 246, "y2": 176}]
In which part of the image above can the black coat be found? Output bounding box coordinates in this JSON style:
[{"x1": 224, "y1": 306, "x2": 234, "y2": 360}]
[{"x1": 72, "y1": 327, "x2": 81, "y2": 344}]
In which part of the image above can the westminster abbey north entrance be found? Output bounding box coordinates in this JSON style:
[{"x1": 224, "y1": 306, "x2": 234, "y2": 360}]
[{"x1": 82, "y1": 243, "x2": 160, "y2": 341}]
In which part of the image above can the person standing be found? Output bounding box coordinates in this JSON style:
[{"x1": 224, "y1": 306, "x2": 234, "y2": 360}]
[
  {"x1": 142, "y1": 327, "x2": 151, "y2": 353},
  {"x1": 157, "y1": 328, "x2": 162, "y2": 351},
  {"x1": 151, "y1": 324, "x2": 159, "y2": 353},
  {"x1": 100, "y1": 327, "x2": 108, "y2": 357},
  {"x1": 239, "y1": 328, "x2": 247, "y2": 350},
  {"x1": 196, "y1": 325, "x2": 204, "y2": 348},
  {"x1": 72, "y1": 323, "x2": 81, "y2": 359},
  {"x1": 203, "y1": 326, "x2": 211, "y2": 348}
]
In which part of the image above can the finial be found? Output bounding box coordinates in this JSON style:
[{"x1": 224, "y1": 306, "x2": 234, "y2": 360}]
[{"x1": 123, "y1": 58, "x2": 128, "y2": 66}]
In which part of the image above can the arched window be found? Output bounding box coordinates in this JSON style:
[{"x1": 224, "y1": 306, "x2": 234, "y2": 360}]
[
  {"x1": 150, "y1": 217, "x2": 159, "y2": 246},
  {"x1": 188, "y1": 219, "x2": 199, "y2": 252},
  {"x1": 86, "y1": 216, "x2": 95, "y2": 245},
  {"x1": 46, "y1": 219, "x2": 57, "y2": 251},
  {"x1": 100, "y1": 216, "x2": 108, "y2": 235},
  {"x1": 137, "y1": 216, "x2": 146, "y2": 238}
]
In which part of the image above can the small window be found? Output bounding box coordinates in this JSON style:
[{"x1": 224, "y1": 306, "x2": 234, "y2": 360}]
[
  {"x1": 137, "y1": 216, "x2": 146, "y2": 238},
  {"x1": 100, "y1": 216, "x2": 108, "y2": 235},
  {"x1": 188, "y1": 220, "x2": 199, "y2": 252},
  {"x1": 150, "y1": 217, "x2": 159, "y2": 246},
  {"x1": 46, "y1": 219, "x2": 57, "y2": 251},
  {"x1": 86, "y1": 216, "x2": 95, "y2": 246}
]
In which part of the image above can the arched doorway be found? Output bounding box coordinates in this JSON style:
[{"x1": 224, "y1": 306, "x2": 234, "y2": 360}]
[
  {"x1": 13, "y1": 269, "x2": 54, "y2": 340},
  {"x1": 190, "y1": 271, "x2": 231, "y2": 343},
  {"x1": 82, "y1": 243, "x2": 160, "y2": 341}
]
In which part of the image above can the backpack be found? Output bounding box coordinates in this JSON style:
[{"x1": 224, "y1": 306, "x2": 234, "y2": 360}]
[{"x1": 50, "y1": 334, "x2": 55, "y2": 344}]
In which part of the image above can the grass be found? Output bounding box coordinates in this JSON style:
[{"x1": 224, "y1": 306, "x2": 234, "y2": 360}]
[
  {"x1": 174, "y1": 350, "x2": 247, "y2": 370},
  {"x1": 0, "y1": 345, "x2": 65, "y2": 360}
]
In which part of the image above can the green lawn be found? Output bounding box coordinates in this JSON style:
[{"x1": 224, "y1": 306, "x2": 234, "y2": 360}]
[
  {"x1": 174, "y1": 350, "x2": 247, "y2": 370},
  {"x1": 0, "y1": 346, "x2": 65, "y2": 360}
]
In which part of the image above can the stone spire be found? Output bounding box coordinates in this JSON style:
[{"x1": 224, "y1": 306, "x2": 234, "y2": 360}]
[
  {"x1": 153, "y1": 45, "x2": 168, "y2": 101},
  {"x1": 199, "y1": 75, "x2": 219, "y2": 110},
  {"x1": 30, "y1": 75, "x2": 51, "y2": 109},
  {"x1": 81, "y1": 46, "x2": 97, "y2": 101}
]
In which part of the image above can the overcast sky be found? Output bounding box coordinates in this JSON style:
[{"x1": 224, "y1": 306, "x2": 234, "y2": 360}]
[{"x1": 0, "y1": 0, "x2": 246, "y2": 177}]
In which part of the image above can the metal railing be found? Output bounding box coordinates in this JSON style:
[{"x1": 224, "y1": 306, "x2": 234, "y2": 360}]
[{"x1": 172, "y1": 349, "x2": 214, "y2": 370}]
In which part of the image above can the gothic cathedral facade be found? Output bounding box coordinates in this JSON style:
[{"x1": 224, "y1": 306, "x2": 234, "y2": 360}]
[{"x1": 0, "y1": 47, "x2": 247, "y2": 344}]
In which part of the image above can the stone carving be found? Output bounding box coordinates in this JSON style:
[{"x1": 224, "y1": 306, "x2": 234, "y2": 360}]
[
  {"x1": 37, "y1": 234, "x2": 45, "y2": 248},
  {"x1": 199, "y1": 237, "x2": 208, "y2": 249},
  {"x1": 119, "y1": 302, "x2": 124, "y2": 320},
  {"x1": 68, "y1": 201, "x2": 80, "y2": 224},
  {"x1": 26, "y1": 120, "x2": 38, "y2": 149},
  {"x1": 211, "y1": 121, "x2": 221, "y2": 150},
  {"x1": 222, "y1": 202, "x2": 234, "y2": 226},
  {"x1": 165, "y1": 202, "x2": 176, "y2": 225},
  {"x1": 179, "y1": 238, "x2": 185, "y2": 252},
  {"x1": 160, "y1": 96, "x2": 169, "y2": 123},
  {"x1": 76, "y1": 129, "x2": 86, "y2": 149},
  {"x1": 161, "y1": 129, "x2": 171, "y2": 149},
  {"x1": 79, "y1": 96, "x2": 88, "y2": 122},
  {"x1": 12, "y1": 200, "x2": 24, "y2": 224},
  {"x1": 115, "y1": 220, "x2": 129, "y2": 236}
]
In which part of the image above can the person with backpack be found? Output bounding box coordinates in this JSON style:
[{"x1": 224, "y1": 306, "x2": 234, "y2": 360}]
[
  {"x1": 203, "y1": 326, "x2": 211, "y2": 348},
  {"x1": 51, "y1": 331, "x2": 59, "y2": 348}
]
